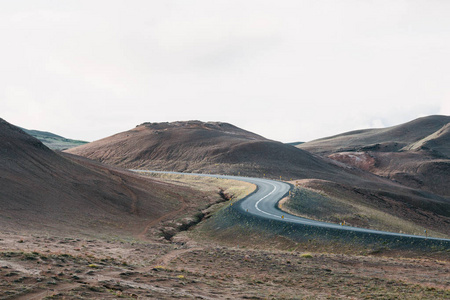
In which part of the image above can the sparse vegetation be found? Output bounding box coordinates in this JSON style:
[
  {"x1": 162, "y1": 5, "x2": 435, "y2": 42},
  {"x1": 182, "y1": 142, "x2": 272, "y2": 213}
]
[
  {"x1": 140, "y1": 172, "x2": 255, "y2": 203},
  {"x1": 1, "y1": 232, "x2": 448, "y2": 299},
  {"x1": 300, "y1": 253, "x2": 313, "y2": 258},
  {"x1": 138, "y1": 172, "x2": 256, "y2": 240},
  {"x1": 281, "y1": 186, "x2": 449, "y2": 239}
]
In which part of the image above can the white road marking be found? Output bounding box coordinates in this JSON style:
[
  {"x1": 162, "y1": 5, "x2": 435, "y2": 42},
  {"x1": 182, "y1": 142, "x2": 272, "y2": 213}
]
[
  {"x1": 254, "y1": 184, "x2": 279, "y2": 218},
  {"x1": 252, "y1": 182, "x2": 328, "y2": 224}
]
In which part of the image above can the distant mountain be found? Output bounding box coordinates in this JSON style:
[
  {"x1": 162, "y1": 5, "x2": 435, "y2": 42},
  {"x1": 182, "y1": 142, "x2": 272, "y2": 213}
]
[
  {"x1": 0, "y1": 118, "x2": 201, "y2": 235},
  {"x1": 21, "y1": 127, "x2": 88, "y2": 150},
  {"x1": 66, "y1": 120, "x2": 341, "y2": 179},
  {"x1": 286, "y1": 142, "x2": 304, "y2": 146},
  {"x1": 298, "y1": 115, "x2": 450, "y2": 197}
]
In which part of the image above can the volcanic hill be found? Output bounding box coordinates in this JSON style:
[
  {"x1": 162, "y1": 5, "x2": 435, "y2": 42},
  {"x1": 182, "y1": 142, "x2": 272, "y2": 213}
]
[
  {"x1": 1, "y1": 119, "x2": 449, "y2": 300},
  {"x1": 66, "y1": 120, "x2": 450, "y2": 236},
  {"x1": 298, "y1": 115, "x2": 450, "y2": 197},
  {"x1": 66, "y1": 121, "x2": 341, "y2": 179},
  {"x1": 298, "y1": 115, "x2": 449, "y2": 156},
  {"x1": 0, "y1": 118, "x2": 209, "y2": 236}
]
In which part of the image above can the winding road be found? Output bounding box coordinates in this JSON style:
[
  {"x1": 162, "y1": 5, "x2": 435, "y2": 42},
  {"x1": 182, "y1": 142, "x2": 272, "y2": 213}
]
[{"x1": 134, "y1": 170, "x2": 450, "y2": 242}]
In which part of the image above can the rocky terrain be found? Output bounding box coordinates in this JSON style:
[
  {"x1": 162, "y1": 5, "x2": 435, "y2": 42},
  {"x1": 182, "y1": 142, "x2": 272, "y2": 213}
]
[{"x1": 1, "y1": 230, "x2": 448, "y2": 299}]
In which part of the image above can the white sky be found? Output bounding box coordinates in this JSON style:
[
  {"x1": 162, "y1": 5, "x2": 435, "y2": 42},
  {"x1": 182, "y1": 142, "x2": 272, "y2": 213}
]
[{"x1": 1, "y1": 0, "x2": 450, "y2": 142}]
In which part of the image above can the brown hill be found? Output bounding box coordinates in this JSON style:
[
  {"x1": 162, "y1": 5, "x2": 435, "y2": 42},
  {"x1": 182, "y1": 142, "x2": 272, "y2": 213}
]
[
  {"x1": 66, "y1": 120, "x2": 450, "y2": 236},
  {"x1": 0, "y1": 118, "x2": 209, "y2": 236},
  {"x1": 66, "y1": 121, "x2": 342, "y2": 179},
  {"x1": 298, "y1": 115, "x2": 450, "y2": 156},
  {"x1": 298, "y1": 115, "x2": 450, "y2": 197},
  {"x1": 402, "y1": 122, "x2": 450, "y2": 157}
]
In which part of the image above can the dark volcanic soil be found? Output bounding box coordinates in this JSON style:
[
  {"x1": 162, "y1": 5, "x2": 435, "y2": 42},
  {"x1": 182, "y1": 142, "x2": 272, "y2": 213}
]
[
  {"x1": 0, "y1": 118, "x2": 216, "y2": 237},
  {"x1": 0, "y1": 231, "x2": 448, "y2": 300}
]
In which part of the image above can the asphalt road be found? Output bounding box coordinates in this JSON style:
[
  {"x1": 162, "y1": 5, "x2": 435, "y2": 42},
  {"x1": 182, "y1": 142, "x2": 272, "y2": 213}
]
[{"x1": 134, "y1": 170, "x2": 450, "y2": 242}]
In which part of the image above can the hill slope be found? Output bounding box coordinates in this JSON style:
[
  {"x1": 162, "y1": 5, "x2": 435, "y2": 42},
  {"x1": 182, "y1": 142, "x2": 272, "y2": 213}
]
[
  {"x1": 66, "y1": 120, "x2": 450, "y2": 236},
  {"x1": 298, "y1": 115, "x2": 450, "y2": 156},
  {"x1": 0, "y1": 118, "x2": 210, "y2": 236},
  {"x1": 67, "y1": 121, "x2": 340, "y2": 179},
  {"x1": 298, "y1": 115, "x2": 450, "y2": 197}
]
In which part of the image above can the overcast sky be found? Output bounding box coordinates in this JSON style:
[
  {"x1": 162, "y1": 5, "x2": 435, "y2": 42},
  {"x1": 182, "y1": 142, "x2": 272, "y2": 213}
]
[{"x1": 1, "y1": 1, "x2": 449, "y2": 142}]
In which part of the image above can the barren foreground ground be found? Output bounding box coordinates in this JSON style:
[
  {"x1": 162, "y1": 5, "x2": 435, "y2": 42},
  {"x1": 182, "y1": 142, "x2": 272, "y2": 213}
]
[
  {"x1": 1, "y1": 230, "x2": 449, "y2": 299},
  {"x1": 1, "y1": 174, "x2": 449, "y2": 299}
]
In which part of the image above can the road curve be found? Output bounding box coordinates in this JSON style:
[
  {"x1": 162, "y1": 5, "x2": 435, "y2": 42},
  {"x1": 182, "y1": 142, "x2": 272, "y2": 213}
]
[{"x1": 134, "y1": 170, "x2": 450, "y2": 242}]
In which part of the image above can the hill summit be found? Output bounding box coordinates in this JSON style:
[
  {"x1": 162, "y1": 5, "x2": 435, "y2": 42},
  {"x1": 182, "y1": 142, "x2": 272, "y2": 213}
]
[{"x1": 67, "y1": 120, "x2": 338, "y2": 179}]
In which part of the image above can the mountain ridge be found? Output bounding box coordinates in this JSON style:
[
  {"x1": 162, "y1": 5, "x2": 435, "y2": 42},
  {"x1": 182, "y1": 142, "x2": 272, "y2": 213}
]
[{"x1": 298, "y1": 115, "x2": 450, "y2": 157}]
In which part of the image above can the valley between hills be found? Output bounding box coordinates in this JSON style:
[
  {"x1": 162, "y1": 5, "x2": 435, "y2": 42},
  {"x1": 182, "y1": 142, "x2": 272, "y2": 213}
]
[{"x1": 1, "y1": 116, "x2": 449, "y2": 299}]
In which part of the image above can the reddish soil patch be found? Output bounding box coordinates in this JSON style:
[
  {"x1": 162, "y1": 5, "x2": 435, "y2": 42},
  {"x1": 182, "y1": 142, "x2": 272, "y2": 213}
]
[{"x1": 299, "y1": 115, "x2": 450, "y2": 197}]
